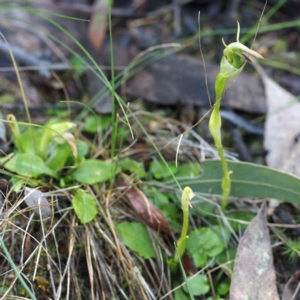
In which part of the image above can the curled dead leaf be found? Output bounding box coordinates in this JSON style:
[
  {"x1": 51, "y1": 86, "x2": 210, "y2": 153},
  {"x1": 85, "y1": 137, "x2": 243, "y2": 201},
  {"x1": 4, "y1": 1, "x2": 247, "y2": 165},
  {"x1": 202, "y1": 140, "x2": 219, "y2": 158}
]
[{"x1": 115, "y1": 179, "x2": 172, "y2": 237}]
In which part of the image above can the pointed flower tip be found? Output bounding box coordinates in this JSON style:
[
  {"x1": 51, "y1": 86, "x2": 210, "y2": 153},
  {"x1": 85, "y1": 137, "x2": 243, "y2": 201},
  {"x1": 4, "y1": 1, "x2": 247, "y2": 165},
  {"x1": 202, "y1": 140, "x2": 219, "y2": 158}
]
[{"x1": 228, "y1": 42, "x2": 264, "y2": 59}]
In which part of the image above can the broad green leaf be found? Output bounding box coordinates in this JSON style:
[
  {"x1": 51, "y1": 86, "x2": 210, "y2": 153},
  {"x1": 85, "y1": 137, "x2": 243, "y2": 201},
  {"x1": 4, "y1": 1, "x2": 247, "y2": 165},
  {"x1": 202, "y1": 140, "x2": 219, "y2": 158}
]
[
  {"x1": 144, "y1": 186, "x2": 178, "y2": 224},
  {"x1": 187, "y1": 249, "x2": 207, "y2": 268},
  {"x1": 118, "y1": 158, "x2": 145, "y2": 179},
  {"x1": 76, "y1": 140, "x2": 89, "y2": 158},
  {"x1": 183, "y1": 274, "x2": 210, "y2": 296},
  {"x1": 186, "y1": 226, "x2": 230, "y2": 267},
  {"x1": 46, "y1": 142, "x2": 72, "y2": 171},
  {"x1": 71, "y1": 159, "x2": 120, "y2": 184},
  {"x1": 149, "y1": 161, "x2": 201, "y2": 180},
  {"x1": 174, "y1": 285, "x2": 190, "y2": 300},
  {"x1": 19, "y1": 129, "x2": 42, "y2": 154},
  {"x1": 117, "y1": 222, "x2": 155, "y2": 259},
  {"x1": 83, "y1": 115, "x2": 112, "y2": 133},
  {"x1": 227, "y1": 211, "x2": 254, "y2": 232},
  {"x1": 73, "y1": 189, "x2": 97, "y2": 224},
  {"x1": 149, "y1": 160, "x2": 177, "y2": 180},
  {"x1": 217, "y1": 279, "x2": 230, "y2": 296},
  {"x1": 175, "y1": 163, "x2": 201, "y2": 178},
  {"x1": 174, "y1": 160, "x2": 300, "y2": 204},
  {"x1": 0, "y1": 153, "x2": 56, "y2": 178}
]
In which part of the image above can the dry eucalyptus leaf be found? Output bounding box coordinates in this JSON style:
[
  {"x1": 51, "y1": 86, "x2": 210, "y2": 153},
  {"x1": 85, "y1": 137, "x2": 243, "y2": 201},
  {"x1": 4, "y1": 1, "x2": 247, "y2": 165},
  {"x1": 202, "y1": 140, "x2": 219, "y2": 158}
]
[
  {"x1": 230, "y1": 204, "x2": 279, "y2": 300},
  {"x1": 280, "y1": 139, "x2": 300, "y2": 176},
  {"x1": 88, "y1": 0, "x2": 108, "y2": 51},
  {"x1": 115, "y1": 179, "x2": 172, "y2": 237},
  {"x1": 24, "y1": 187, "x2": 51, "y2": 219},
  {"x1": 254, "y1": 61, "x2": 300, "y2": 174}
]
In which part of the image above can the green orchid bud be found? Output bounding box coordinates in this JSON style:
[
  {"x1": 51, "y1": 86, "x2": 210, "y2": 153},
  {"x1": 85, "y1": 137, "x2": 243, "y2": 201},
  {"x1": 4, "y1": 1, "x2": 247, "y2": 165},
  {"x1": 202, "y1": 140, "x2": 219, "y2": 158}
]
[
  {"x1": 181, "y1": 186, "x2": 195, "y2": 212},
  {"x1": 7, "y1": 114, "x2": 25, "y2": 153}
]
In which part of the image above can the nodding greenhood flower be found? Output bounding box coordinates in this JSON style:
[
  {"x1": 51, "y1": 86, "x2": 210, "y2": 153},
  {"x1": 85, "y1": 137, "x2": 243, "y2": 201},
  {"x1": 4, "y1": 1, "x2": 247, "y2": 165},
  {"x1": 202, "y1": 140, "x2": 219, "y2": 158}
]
[{"x1": 220, "y1": 21, "x2": 264, "y2": 78}]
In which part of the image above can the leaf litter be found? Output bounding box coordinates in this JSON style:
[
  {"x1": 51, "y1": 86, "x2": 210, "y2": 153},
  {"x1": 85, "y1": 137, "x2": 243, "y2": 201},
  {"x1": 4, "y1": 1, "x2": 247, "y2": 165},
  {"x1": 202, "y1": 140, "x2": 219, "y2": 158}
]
[{"x1": 230, "y1": 204, "x2": 279, "y2": 300}]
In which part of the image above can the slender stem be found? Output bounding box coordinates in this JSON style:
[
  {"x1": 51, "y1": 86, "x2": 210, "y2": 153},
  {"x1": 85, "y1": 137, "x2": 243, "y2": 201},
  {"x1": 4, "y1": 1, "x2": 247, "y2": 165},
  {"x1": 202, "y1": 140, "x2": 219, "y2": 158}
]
[
  {"x1": 209, "y1": 75, "x2": 231, "y2": 210},
  {"x1": 173, "y1": 187, "x2": 194, "y2": 264},
  {"x1": 175, "y1": 209, "x2": 189, "y2": 261}
]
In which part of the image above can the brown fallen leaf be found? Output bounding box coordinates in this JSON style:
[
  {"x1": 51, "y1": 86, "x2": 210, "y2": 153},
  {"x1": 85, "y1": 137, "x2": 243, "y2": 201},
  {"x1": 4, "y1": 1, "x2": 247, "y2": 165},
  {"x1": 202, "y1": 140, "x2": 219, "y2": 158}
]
[
  {"x1": 282, "y1": 271, "x2": 300, "y2": 300},
  {"x1": 230, "y1": 203, "x2": 279, "y2": 300},
  {"x1": 115, "y1": 179, "x2": 172, "y2": 237},
  {"x1": 88, "y1": 0, "x2": 108, "y2": 51}
]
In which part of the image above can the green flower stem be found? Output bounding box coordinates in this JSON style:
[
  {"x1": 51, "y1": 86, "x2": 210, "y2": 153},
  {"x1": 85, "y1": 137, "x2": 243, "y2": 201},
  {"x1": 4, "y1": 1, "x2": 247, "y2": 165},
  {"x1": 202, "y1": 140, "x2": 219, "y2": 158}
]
[
  {"x1": 208, "y1": 21, "x2": 263, "y2": 210},
  {"x1": 209, "y1": 75, "x2": 231, "y2": 210}
]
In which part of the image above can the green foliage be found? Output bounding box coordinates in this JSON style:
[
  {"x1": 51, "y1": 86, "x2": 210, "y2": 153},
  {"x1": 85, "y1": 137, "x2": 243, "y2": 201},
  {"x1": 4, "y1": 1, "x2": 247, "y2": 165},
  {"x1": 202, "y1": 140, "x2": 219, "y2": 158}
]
[
  {"x1": 183, "y1": 275, "x2": 210, "y2": 296},
  {"x1": 46, "y1": 142, "x2": 72, "y2": 171},
  {"x1": 174, "y1": 284, "x2": 191, "y2": 300},
  {"x1": 175, "y1": 160, "x2": 300, "y2": 204},
  {"x1": 0, "y1": 153, "x2": 56, "y2": 179},
  {"x1": 150, "y1": 160, "x2": 178, "y2": 180},
  {"x1": 216, "y1": 278, "x2": 230, "y2": 296},
  {"x1": 83, "y1": 115, "x2": 112, "y2": 133},
  {"x1": 186, "y1": 226, "x2": 230, "y2": 268},
  {"x1": 281, "y1": 237, "x2": 300, "y2": 262},
  {"x1": 227, "y1": 211, "x2": 254, "y2": 232},
  {"x1": 72, "y1": 189, "x2": 98, "y2": 224},
  {"x1": 71, "y1": 159, "x2": 119, "y2": 184},
  {"x1": 117, "y1": 222, "x2": 155, "y2": 259},
  {"x1": 149, "y1": 160, "x2": 201, "y2": 180},
  {"x1": 118, "y1": 158, "x2": 145, "y2": 179},
  {"x1": 144, "y1": 186, "x2": 178, "y2": 224}
]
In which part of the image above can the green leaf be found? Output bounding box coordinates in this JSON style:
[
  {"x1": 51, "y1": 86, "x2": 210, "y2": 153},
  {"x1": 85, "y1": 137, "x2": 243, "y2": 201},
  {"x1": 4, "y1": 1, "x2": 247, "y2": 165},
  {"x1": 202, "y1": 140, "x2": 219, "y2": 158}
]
[
  {"x1": 76, "y1": 140, "x2": 89, "y2": 158},
  {"x1": 174, "y1": 284, "x2": 191, "y2": 300},
  {"x1": 173, "y1": 160, "x2": 300, "y2": 204},
  {"x1": 149, "y1": 160, "x2": 177, "y2": 180},
  {"x1": 71, "y1": 159, "x2": 120, "y2": 184},
  {"x1": 175, "y1": 163, "x2": 202, "y2": 178},
  {"x1": 19, "y1": 129, "x2": 42, "y2": 154},
  {"x1": 117, "y1": 222, "x2": 155, "y2": 259},
  {"x1": 73, "y1": 189, "x2": 98, "y2": 224},
  {"x1": 0, "y1": 153, "x2": 57, "y2": 178},
  {"x1": 183, "y1": 274, "x2": 210, "y2": 296},
  {"x1": 144, "y1": 186, "x2": 178, "y2": 224},
  {"x1": 217, "y1": 278, "x2": 230, "y2": 296},
  {"x1": 83, "y1": 115, "x2": 112, "y2": 133},
  {"x1": 118, "y1": 158, "x2": 145, "y2": 179},
  {"x1": 227, "y1": 211, "x2": 254, "y2": 232},
  {"x1": 186, "y1": 226, "x2": 230, "y2": 267},
  {"x1": 46, "y1": 142, "x2": 72, "y2": 171}
]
